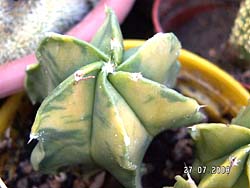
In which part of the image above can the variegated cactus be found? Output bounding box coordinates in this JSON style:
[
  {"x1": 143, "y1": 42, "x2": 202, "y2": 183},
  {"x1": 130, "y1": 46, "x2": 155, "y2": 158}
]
[
  {"x1": 230, "y1": 0, "x2": 250, "y2": 62},
  {"x1": 169, "y1": 103, "x2": 250, "y2": 188},
  {"x1": 183, "y1": 103, "x2": 250, "y2": 188},
  {"x1": 25, "y1": 8, "x2": 204, "y2": 188}
]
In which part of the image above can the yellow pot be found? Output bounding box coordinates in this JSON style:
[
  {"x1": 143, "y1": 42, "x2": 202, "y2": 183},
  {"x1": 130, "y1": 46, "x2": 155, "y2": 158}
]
[{"x1": 1, "y1": 39, "x2": 249, "y2": 136}]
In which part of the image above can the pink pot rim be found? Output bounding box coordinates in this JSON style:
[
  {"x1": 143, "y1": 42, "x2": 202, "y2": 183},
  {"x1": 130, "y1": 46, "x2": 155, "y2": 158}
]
[
  {"x1": 0, "y1": 0, "x2": 136, "y2": 98},
  {"x1": 152, "y1": 0, "x2": 163, "y2": 33}
]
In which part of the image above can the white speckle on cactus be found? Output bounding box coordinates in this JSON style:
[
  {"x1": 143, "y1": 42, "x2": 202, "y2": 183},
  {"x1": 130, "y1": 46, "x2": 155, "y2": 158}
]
[
  {"x1": 102, "y1": 61, "x2": 115, "y2": 74},
  {"x1": 130, "y1": 72, "x2": 143, "y2": 82},
  {"x1": 245, "y1": 148, "x2": 250, "y2": 153},
  {"x1": 124, "y1": 135, "x2": 130, "y2": 146},
  {"x1": 127, "y1": 161, "x2": 137, "y2": 169},
  {"x1": 110, "y1": 38, "x2": 121, "y2": 50}
]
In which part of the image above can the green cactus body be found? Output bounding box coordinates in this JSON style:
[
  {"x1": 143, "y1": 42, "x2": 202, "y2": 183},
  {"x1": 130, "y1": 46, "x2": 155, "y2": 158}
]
[
  {"x1": 230, "y1": 0, "x2": 250, "y2": 61},
  {"x1": 26, "y1": 8, "x2": 204, "y2": 188},
  {"x1": 25, "y1": 35, "x2": 108, "y2": 104},
  {"x1": 170, "y1": 175, "x2": 197, "y2": 188},
  {"x1": 188, "y1": 103, "x2": 250, "y2": 188},
  {"x1": 232, "y1": 102, "x2": 250, "y2": 128},
  {"x1": 30, "y1": 61, "x2": 103, "y2": 172}
]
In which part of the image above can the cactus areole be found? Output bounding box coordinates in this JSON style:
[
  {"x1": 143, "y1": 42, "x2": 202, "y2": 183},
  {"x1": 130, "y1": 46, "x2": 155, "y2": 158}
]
[{"x1": 25, "y1": 8, "x2": 203, "y2": 188}]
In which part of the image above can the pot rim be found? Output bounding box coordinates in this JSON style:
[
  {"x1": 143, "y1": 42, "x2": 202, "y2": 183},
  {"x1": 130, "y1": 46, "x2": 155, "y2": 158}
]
[
  {"x1": 0, "y1": 0, "x2": 136, "y2": 98},
  {"x1": 152, "y1": 0, "x2": 238, "y2": 32}
]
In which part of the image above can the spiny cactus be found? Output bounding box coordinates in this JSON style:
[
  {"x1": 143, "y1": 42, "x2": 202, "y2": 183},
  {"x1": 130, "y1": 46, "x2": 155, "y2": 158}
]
[
  {"x1": 25, "y1": 8, "x2": 204, "y2": 188},
  {"x1": 230, "y1": 0, "x2": 250, "y2": 62}
]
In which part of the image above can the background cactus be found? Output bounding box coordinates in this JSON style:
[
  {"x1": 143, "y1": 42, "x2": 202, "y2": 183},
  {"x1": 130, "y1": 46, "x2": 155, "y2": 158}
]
[
  {"x1": 167, "y1": 103, "x2": 250, "y2": 188},
  {"x1": 230, "y1": 0, "x2": 250, "y2": 63},
  {"x1": 25, "y1": 8, "x2": 204, "y2": 188},
  {"x1": 184, "y1": 102, "x2": 250, "y2": 188}
]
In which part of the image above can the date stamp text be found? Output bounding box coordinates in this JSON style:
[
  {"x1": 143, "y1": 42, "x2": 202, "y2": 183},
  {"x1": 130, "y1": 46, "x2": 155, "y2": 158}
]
[{"x1": 184, "y1": 166, "x2": 231, "y2": 175}]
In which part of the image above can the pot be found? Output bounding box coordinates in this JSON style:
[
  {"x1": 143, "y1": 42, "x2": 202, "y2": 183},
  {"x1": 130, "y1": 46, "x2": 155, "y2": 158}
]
[{"x1": 152, "y1": 0, "x2": 238, "y2": 33}]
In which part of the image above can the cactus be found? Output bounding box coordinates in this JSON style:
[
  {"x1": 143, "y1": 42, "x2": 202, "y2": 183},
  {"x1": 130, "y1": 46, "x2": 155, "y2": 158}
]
[
  {"x1": 230, "y1": 0, "x2": 250, "y2": 62},
  {"x1": 165, "y1": 175, "x2": 197, "y2": 188},
  {"x1": 25, "y1": 8, "x2": 204, "y2": 188},
  {"x1": 185, "y1": 102, "x2": 250, "y2": 188},
  {"x1": 169, "y1": 103, "x2": 250, "y2": 188}
]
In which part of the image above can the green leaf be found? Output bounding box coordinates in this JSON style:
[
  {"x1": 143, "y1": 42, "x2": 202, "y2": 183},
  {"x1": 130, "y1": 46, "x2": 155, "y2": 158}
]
[
  {"x1": 232, "y1": 102, "x2": 250, "y2": 128},
  {"x1": 109, "y1": 71, "x2": 203, "y2": 136},
  {"x1": 25, "y1": 33, "x2": 108, "y2": 103},
  {"x1": 117, "y1": 33, "x2": 181, "y2": 85},
  {"x1": 91, "y1": 7, "x2": 123, "y2": 65},
  {"x1": 30, "y1": 62, "x2": 103, "y2": 172},
  {"x1": 91, "y1": 71, "x2": 152, "y2": 188}
]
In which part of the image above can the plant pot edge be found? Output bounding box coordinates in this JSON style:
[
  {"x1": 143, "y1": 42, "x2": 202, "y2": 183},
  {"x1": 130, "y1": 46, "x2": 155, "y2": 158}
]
[{"x1": 0, "y1": 0, "x2": 136, "y2": 99}]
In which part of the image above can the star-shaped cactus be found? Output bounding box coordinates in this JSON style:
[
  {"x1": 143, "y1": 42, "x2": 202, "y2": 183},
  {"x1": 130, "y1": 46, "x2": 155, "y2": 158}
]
[
  {"x1": 25, "y1": 8, "x2": 204, "y2": 188},
  {"x1": 187, "y1": 102, "x2": 250, "y2": 188}
]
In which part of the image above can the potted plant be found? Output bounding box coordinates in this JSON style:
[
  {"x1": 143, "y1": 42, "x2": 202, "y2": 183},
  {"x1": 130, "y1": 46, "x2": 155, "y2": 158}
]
[{"x1": 0, "y1": 6, "x2": 249, "y2": 188}]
